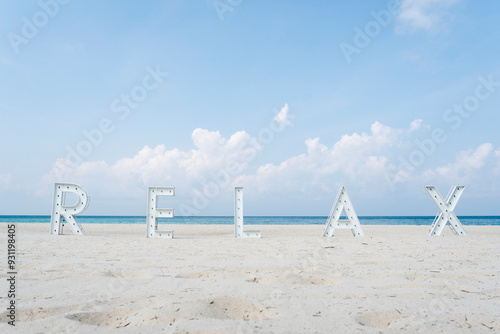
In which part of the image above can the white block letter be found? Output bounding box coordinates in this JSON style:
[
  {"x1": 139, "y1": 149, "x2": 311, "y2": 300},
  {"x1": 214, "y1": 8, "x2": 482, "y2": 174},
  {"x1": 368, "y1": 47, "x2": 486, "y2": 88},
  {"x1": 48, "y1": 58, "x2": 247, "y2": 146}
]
[
  {"x1": 147, "y1": 187, "x2": 175, "y2": 238},
  {"x1": 425, "y1": 185, "x2": 467, "y2": 236},
  {"x1": 234, "y1": 187, "x2": 261, "y2": 238},
  {"x1": 323, "y1": 186, "x2": 364, "y2": 237},
  {"x1": 50, "y1": 183, "x2": 89, "y2": 235}
]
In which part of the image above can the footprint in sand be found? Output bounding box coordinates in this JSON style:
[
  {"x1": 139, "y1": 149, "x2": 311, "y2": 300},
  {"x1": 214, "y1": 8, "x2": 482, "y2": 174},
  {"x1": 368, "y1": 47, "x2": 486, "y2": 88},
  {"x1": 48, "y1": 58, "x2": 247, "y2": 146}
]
[
  {"x1": 65, "y1": 297, "x2": 278, "y2": 327},
  {"x1": 356, "y1": 310, "x2": 407, "y2": 328}
]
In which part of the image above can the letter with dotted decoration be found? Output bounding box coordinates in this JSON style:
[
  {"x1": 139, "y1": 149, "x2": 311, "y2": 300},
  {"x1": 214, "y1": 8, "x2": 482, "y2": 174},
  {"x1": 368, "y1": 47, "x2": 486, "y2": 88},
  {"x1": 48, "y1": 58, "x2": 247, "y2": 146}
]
[
  {"x1": 323, "y1": 186, "x2": 364, "y2": 237},
  {"x1": 50, "y1": 183, "x2": 89, "y2": 235},
  {"x1": 146, "y1": 187, "x2": 175, "y2": 238},
  {"x1": 234, "y1": 187, "x2": 261, "y2": 238},
  {"x1": 425, "y1": 185, "x2": 467, "y2": 236}
]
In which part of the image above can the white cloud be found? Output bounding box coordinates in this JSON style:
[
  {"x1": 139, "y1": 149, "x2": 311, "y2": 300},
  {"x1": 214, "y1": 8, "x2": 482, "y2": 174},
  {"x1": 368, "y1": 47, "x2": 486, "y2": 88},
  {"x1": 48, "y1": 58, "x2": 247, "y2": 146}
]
[
  {"x1": 234, "y1": 121, "x2": 406, "y2": 195},
  {"x1": 409, "y1": 119, "x2": 424, "y2": 132},
  {"x1": 274, "y1": 103, "x2": 291, "y2": 127},
  {"x1": 38, "y1": 119, "x2": 500, "y2": 213},
  {"x1": 38, "y1": 119, "x2": 440, "y2": 201},
  {"x1": 432, "y1": 143, "x2": 494, "y2": 181},
  {"x1": 39, "y1": 128, "x2": 262, "y2": 198},
  {"x1": 235, "y1": 124, "x2": 499, "y2": 197},
  {"x1": 396, "y1": 0, "x2": 459, "y2": 32}
]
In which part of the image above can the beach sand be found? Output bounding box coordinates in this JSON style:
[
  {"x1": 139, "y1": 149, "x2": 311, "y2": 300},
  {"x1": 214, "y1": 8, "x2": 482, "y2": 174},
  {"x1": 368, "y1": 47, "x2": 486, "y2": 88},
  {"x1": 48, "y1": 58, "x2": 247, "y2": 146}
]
[{"x1": 1, "y1": 223, "x2": 499, "y2": 333}]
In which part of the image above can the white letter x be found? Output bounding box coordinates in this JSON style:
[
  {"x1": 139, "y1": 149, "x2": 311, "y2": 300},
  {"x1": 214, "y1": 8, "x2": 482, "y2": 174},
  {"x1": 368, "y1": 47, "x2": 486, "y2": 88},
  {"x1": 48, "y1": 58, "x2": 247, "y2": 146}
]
[{"x1": 424, "y1": 186, "x2": 467, "y2": 236}]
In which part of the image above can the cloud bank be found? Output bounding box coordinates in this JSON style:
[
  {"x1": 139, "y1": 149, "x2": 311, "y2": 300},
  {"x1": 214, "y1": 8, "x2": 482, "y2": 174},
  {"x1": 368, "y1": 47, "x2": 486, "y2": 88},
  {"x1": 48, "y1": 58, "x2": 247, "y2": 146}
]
[{"x1": 39, "y1": 116, "x2": 500, "y2": 214}]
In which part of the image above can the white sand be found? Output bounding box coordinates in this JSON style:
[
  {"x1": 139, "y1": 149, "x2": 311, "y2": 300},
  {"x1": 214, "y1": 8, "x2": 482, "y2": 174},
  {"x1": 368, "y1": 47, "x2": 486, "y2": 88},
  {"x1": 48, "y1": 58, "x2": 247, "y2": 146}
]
[{"x1": 1, "y1": 223, "x2": 499, "y2": 333}]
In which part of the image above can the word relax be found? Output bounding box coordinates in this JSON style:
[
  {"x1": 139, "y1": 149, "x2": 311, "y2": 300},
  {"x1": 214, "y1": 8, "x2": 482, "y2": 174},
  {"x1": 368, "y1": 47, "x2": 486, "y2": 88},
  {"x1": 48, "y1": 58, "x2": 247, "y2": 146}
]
[{"x1": 50, "y1": 183, "x2": 468, "y2": 238}]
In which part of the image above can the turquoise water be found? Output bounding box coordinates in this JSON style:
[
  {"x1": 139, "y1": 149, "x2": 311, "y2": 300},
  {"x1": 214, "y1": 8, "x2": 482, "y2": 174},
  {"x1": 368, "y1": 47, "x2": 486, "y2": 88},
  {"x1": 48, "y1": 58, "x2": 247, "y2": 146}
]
[{"x1": 0, "y1": 216, "x2": 499, "y2": 225}]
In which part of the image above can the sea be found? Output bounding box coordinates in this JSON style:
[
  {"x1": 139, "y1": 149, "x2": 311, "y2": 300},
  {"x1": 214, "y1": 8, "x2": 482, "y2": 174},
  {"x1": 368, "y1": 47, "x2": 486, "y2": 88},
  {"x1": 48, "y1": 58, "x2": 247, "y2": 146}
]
[{"x1": 0, "y1": 216, "x2": 499, "y2": 225}]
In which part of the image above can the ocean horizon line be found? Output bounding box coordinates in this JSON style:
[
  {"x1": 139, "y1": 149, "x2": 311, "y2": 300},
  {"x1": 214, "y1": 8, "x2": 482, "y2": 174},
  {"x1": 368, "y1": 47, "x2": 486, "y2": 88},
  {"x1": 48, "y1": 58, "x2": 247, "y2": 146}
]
[{"x1": 1, "y1": 215, "x2": 500, "y2": 226}]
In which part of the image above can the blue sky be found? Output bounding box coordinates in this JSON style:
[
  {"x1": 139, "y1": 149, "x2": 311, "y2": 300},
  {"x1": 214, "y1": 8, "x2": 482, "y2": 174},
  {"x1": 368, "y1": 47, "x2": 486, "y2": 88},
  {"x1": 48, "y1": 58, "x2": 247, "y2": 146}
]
[{"x1": 1, "y1": 0, "x2": 500, "y2": 216}]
